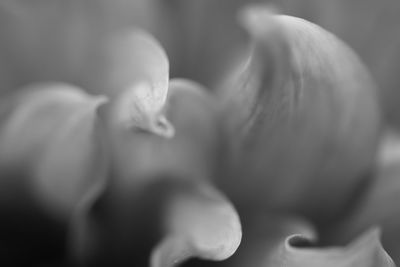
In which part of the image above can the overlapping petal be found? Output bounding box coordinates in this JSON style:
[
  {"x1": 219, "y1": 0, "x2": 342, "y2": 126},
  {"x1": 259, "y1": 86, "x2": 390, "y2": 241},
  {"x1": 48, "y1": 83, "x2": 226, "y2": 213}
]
[
  {"x1": 0, "y1": 0, "x2": 173, "y2": 94},
  {"x1": 217, "y1": 6, "x2": 381, "y2": 222},
  {"x1": 0, "y1": 83, "x2": 107, "y2": 264}
]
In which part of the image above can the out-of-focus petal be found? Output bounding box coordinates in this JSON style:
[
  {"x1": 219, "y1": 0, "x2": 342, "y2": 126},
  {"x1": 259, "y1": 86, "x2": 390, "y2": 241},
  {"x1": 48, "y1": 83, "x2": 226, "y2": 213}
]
[
  {"x1": 0, "y1": 0, "x2": 173, "y2": 94},
  {"x1": 0, "y1": 83, "x2": 107, "y2": 264},
  {"x1": 327, "y1": 130, "x2": 400, "y2": 265},
  {"x1": 209, "y1": 216, "x2": 395, "y2": 267},
  {"x1": 0, "y1": 83, "x2": 107, "y2": 218},
  {"x1": 72, "y1": 79, "x2": 234, "y2": 265},
  {"x1": 281, "y1": 0, "x2": 400, "y2": 126},
  {"x1": 217, "y1": 7, "x2": 381, "y2": 222}
]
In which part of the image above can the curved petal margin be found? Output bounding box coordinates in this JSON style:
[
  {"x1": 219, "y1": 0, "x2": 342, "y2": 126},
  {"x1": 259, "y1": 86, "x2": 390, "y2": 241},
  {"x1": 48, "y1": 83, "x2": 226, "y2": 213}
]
[{"x1": 215, "y1": 216, "x2": 394, "y2": 267}]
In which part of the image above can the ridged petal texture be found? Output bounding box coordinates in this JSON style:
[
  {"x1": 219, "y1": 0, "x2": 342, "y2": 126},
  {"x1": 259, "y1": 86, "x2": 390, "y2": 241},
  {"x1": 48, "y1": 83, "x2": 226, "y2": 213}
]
[{"x1": 217, "y1": 6, "x2": 381, "y2": 222}]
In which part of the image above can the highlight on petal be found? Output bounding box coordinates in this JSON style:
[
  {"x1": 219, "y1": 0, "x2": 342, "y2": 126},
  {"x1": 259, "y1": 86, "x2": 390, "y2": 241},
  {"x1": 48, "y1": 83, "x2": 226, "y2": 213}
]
[
  {"x1": 327, "y1": 130, "x2": 400, "y2": 264},
  {"x1": 92, "y1": 29, "x2": 173, "y2": 138},
  {"x1": 217, "y1": 6, "x2": 381, "y2": 222},
  {"x1": 0, "y1": 83, "x2": 108, "y2": 219},
  {"x1": 214, "y1": 216, "x2": 394, "y2": 267},
  {"x1": 150, "y1": 182, "x2": 241, "y2": 267}
]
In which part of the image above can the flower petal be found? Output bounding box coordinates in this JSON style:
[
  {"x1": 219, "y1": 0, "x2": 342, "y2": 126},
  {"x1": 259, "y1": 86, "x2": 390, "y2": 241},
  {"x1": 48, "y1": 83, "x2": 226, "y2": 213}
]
[
  {"x1": 95, "y1": 30, "x2": 173, "y2": 137},
  {"x1": 0, "y1": 83, "x2": 107, "y2": 264},
  {"x1": 217, "y1": 6, "x2": 381, "y2": 222},
  {"x1": 150, "y1": 182, "x2": 241, "y2": 267},
  {"x1": 73, "y1": 79, "x2": 228, "y2": 265},
  {"x1": 103, "y1": 78, "x2": 221, "y2": 182},
  {"x1": 327, "y1": 130, "x2": 400, "y2": 264},
  {"x1": 201, "y1": 216, "x2": 394, "y2": 267},
  {"x1": 281, "y1": 0, "x2": 400, "y2": 126}
]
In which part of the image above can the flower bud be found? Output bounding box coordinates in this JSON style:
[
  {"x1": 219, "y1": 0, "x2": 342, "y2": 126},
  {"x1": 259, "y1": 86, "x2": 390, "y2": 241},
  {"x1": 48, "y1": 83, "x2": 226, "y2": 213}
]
[{"x1": 218, "y1": 7, "x2": 381, "y2": 222}]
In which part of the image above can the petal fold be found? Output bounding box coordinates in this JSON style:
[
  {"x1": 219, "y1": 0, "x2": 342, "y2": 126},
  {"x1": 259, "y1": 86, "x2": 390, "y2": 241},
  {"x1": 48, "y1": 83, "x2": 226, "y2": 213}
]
[
  {"x1": 212, "y1": 216, "x2": 394, "y2": 267},
  {"x1": 150, "y1": 182, "x2": 241, "y2": 267},
  {"x1": 92, "y1": 30, "x2": 172, "y2": 137}
]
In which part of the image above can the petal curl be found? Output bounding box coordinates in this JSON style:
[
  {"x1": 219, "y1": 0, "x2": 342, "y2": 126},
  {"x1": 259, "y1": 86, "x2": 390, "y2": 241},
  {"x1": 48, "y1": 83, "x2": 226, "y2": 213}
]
[
  {"x1": 0, "y1": 83, "x2": 107, "y2": 218},
  {"x1": 193, "y1": 216, "x2": 394, "y2": 267},
  {"x1": 327, "y1": 130, "x2": 400, "y2": 265},
  {"x1": 217, "y1": 6, "x2": 381, "y2": 222}
]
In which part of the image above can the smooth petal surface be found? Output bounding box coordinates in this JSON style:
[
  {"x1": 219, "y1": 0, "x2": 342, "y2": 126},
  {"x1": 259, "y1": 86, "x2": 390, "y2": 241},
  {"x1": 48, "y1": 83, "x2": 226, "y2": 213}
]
[
  {"x1": 195, "y1": 216, "x2": 394, "y2": 267},
  {"x1": 0, "y1": 83, "x2": 107, "y2": 264},
  {"x1": 103, "y1": 78, "x2": 221, "y2": 182},
  {"x1": 150, "y1": 182, "x2": 241, "y2": 267},
  {"x1": 327, "y1": 130, "x2": 400, "y2": 265},
  {"x1": 217, "y1": 7, "x2": 381, "y2": 222}
]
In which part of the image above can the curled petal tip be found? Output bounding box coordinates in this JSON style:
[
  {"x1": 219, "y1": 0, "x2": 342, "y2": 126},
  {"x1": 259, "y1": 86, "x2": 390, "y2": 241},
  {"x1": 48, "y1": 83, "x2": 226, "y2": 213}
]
[
  {"x1": 150, "y1": 183, "x2": 242, "y2": 267},
  {"x1": 99, "y1": 29, "x2": 173, "y2": 137}
]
